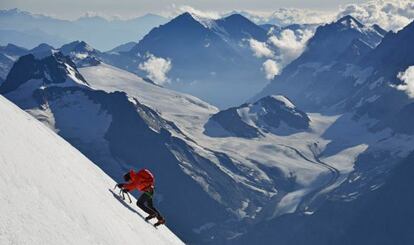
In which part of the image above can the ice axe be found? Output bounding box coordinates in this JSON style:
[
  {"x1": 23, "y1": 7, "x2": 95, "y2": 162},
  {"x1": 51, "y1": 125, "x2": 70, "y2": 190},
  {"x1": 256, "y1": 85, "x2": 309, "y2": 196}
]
[{"x1": 114, "y1": 184, "x2": 132, "y2": 203}]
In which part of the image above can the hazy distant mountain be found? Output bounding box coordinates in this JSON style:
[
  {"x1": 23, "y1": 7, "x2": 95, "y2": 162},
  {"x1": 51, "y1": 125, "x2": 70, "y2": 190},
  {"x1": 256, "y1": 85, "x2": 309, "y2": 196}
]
[
  {"x1": 107, "y1": 12, "x2": 268, "y2": 108},
  {"x1": 0, "y1": 43, "x2": 28, "y2": 79},
  {"x1": 108, "y1": 41, "x2": 137, "y2": 53},
  {"x1": 0, "y1": 8, "x2": 168, "y2": 50}
]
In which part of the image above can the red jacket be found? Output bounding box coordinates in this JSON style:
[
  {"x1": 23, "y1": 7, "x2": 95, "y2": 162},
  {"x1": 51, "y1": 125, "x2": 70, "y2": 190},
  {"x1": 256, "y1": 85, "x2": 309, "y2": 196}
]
[{"x1": 123, "y1": 169, "x2": 154, "y2": 192}]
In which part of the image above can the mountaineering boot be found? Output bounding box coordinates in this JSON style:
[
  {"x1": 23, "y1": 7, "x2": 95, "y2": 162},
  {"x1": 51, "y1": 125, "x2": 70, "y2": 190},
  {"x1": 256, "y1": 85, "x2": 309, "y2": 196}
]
[
  {"x1": 154, "y1": 217, "x2": 166, "y2": 227},
  {"x1": 145, "y1": 213, "x2": 157, "y2": 221}
]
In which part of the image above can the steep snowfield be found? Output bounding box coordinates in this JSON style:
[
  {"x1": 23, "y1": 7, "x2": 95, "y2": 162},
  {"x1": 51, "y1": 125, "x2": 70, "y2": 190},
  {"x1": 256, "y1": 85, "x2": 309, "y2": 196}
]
[
  {"x1": 0, "y1": 95, "x2": 183, "y2": 245},
  {"x1": 79, "y1": 63, "x2": 218, "y2": 134}
]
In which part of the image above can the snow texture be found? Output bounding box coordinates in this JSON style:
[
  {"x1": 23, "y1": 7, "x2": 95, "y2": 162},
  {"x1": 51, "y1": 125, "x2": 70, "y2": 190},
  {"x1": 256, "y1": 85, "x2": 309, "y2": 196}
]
[{"x1": 0, "y1": 95, "x2": 183, "y2": 245}]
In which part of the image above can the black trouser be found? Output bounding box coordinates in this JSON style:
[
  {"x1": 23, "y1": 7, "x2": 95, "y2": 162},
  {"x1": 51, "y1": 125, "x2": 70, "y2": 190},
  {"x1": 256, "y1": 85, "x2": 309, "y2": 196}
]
[{"x1": 137, "y1": 192, "x2": 161, "y2": 218}]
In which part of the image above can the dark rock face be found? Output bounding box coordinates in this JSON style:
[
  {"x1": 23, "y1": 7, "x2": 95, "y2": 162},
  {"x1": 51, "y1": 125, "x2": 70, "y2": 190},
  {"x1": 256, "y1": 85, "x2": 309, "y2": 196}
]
[
  {"x1": 214, "y1": 14, "x2": 268, "y2": 41},
  {"x1": 362, "y1": 20, "x2": 414, "y2": 78},
  {"x1": 208, "y1": 106, "x2": 262, "y2": 138},
  {"x1": 0, "y1": 53, "x2": 87, "y2": 94},
  {"x1": 59, "y1": 41, "x2": 102, "y2": 67},
  {"x1": 257, "y1": 96, "x2": 310, "y2": 130},
  {"x1": 294, "y1": 15, "x2": 384, "y2": 64}
]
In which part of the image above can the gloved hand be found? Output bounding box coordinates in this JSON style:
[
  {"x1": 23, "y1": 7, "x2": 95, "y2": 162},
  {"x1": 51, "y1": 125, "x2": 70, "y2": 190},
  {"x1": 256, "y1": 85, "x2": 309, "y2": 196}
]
[{"x1": 116, "y1": 183, "x2": 124, "y2": 189}]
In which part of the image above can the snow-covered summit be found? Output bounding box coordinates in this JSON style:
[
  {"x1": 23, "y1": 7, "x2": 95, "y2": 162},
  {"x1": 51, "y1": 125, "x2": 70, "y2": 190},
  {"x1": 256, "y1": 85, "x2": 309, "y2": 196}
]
[
  {"x1": 207, "y1": 95, "x2": 310, "y2": 138},
  {"x1": 59, "y1": 41, "x2": 101, "y2": 67},
  {"x1": 60, "y1": 40, "x2": 96, "y2": 54},
  {"x1": 337, "y1": 15, "x2": 364, "y2": 30},
  {"x1": 0, "y1": 95, "x2": 183, "y2": 244}
]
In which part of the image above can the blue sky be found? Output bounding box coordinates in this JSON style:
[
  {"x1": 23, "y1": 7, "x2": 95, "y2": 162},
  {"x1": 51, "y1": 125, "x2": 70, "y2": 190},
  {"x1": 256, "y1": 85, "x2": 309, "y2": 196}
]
[{"x1": 0, "y1": 0, "x2": 368, "y2": 19}]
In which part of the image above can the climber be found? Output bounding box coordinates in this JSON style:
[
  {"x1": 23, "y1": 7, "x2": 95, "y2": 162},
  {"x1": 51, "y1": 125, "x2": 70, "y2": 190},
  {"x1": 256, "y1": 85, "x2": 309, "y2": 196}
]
[{"x1": 117, "y1": 169, "x2": 166, "y2": 227}]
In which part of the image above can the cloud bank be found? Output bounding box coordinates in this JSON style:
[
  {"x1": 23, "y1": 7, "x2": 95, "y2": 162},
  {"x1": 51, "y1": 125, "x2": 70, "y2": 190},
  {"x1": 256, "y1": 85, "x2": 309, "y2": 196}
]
[
  {"x1": 269, "y1": 29, "x2": 313, "y2": 67},
  {"x1": 250, "y1": 28, "x2": 314, "y2": 80},
  {"x1": 248, "y1": 39, "x2": 274, "y2": 58},
  {"x1": 396, "y1": 66, "x2": 414, "y2": 98},
  {"x1": 265, "y1": 8, "x2": 335, "y2": 26},
  {"x1": 139, "y1": 54, "x2": 172, "y2": 85},
  {"x1": 338, "y1": 0, "x2": 414, "y2": 31}
]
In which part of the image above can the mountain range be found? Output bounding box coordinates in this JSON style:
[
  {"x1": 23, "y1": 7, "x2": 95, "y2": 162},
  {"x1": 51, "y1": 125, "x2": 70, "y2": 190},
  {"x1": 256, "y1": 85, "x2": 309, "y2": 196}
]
[
  {"x1": 1, "y1": 12, "x2": 414, "y2": 245},
  {"x1": 105, "y1": 12, "x2": 271, "y2": 108},
  {"x1": 0, "y1": 8, "x2": 168, "y2": 50}
]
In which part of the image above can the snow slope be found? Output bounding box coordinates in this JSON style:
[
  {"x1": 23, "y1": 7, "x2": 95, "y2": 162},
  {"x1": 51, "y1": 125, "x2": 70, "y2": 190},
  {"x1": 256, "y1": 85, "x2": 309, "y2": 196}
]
[{"x1": 0, "y1": 95, "x2": 183, "y2": 245}]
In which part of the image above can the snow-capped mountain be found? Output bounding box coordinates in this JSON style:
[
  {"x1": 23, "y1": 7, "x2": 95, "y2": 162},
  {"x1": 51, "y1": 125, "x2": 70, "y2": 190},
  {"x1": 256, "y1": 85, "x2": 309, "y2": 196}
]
[
  {"x1": 106, "y1": 12, "x2": 269, "y2": 108},
  {"x1": 79, "y1": 58, "x2": 414, "y2": 244},
  {"x1": 345, "y1": 20, "x2": 414, "y2": 133},
  {"x1": 3, "y1": 14, "x2": 414, "y2": 244},
  {"x1": 0, "y1": 52, "x2": 88, "y2": 96},
  {"x1": 238, "y1": 17, "x2": 414, "y2": 244},
  {"x1": 0, "y1": 41, "x2": 101, "y2": 80},
  {"x1": 0, "y1": 95, "x2": 183, "y2": 245},
  {"x1": 206, "y1": 95, "x2": 310, "y2": 138},
  {"x1": 254, "y1": 15, "x2": 387, "y2": 110},
  {"x1": 0, "y1": 8, "x2": 168, "y2": 50},
  {"x1": 60, "y1": 40, "x2": 102, "y2": 67},
  {"x1": 302, "y1": 15, "x2": 384, "y2": 61}
]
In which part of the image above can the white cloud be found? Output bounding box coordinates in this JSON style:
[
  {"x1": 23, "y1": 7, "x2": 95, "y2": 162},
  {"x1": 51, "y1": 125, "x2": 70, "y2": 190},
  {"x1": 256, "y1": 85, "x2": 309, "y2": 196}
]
[
  {"x1": 338, "y1": 0, "x2": 414, "y2": 31},
  {"x1": 177, "y1": 5, "x2": 220, "y2": 19},
  {"x1": 268, "y1": 29, "x2": 313, "y2": 67},
  {"x1": 262, "y1": 59, "x2": 280, "y2": 80},
  {"x1": 248, "y1": 39, "x2": 274, "y2": 58},
  {"x1": 249, "y1": 28, "x2": 314, "y2": 80},
  {"x1": 396, "y1": 66, "x2": 414, "y2": 98},
  {"x1": 266, "y1": 8, "x2": 335, "y2": 26},
  {"x1": 138, "y1": 54, "x2": 172, "y2": 85}
]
